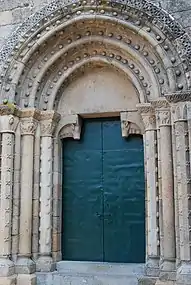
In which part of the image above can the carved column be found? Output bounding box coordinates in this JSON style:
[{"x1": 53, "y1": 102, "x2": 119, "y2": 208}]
[
  {"x1": 172, "y1": 101, "x2": 191, "y2": 285},
  {"x1": 16, "y1": 111, "x2": 39, "y2": 285},
  {"x1": 36, "y1": 111, "x2": 60, "y2": 272},
  {"x1": 0, "y1": 110, "x2": 19, "y2": 285},
  {"x1": 137, "y1": 104, "x2": 160, "y2": 277},
  {"x1": 156, "y1": 107, "x2": 176, "y2": 279}
]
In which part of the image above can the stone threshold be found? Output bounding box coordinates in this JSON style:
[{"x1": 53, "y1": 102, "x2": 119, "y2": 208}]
[{"x1": 55, "y1": 261, "x2": 145, "y2": 276}]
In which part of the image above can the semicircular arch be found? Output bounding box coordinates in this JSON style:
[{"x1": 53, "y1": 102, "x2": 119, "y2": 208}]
[{"x1": 0, "y1": 0, "x2": 190, "y2": 109}]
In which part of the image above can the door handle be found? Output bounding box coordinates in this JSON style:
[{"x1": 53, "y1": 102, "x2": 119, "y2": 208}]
[
  {"x1": 104, "y1": 213, "x2": 112, "y2": 218},
  {"x1": 96, "y1": 212, "x2": 103, "y2": 219}
]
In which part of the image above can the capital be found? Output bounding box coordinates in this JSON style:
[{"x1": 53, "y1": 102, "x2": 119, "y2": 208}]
[
  {"x1": 40, "y1": 111, "x2": 60, "y2": 137},
  {"x1": 156, "y1": 109, "x2": 171, "y2": 127},
  {"x1": 0, "y1": 114, "x2": 19, "y2": 133},
  {"x1": 171, "y1": 102, "x2": 188, "y2": 123},
  {"x1": 137, "y1": 103, "x2": 156, "y2": 131},
  {"x1": 20, "y1": 118, "x2": 38, "y2": 135}
]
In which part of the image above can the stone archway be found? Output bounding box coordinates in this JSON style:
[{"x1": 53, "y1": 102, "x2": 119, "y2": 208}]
[{"x1": 0, "y1": 0, "x2": 190, "y2": 285}]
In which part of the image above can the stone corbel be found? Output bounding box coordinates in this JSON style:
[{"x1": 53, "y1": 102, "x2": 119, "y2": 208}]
[
  {"x1": 59, "y1": 115, "x2": 82, "y2": 140},
  {"x1": 120, "y1": 111, "x2": 143, "y2": 137}
]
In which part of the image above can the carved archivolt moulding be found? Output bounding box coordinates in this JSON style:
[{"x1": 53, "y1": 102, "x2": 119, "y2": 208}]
[{"x1": 0, "y1": 0, "x2": 190, "y2": 110}]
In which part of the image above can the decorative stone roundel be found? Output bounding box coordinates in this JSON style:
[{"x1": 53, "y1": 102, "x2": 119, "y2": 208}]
[{"x1": 0, "y1": 0, "x2": 190, "y2": 110}]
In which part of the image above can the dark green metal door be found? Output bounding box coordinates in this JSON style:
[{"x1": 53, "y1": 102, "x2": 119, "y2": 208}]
[{"x1": 62, "y1": 118, "x2": 145, "y2": 263}]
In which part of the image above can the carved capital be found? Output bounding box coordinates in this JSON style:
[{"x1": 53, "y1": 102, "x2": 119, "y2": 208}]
[
  {"x1": 156, "y1": 109, "x2": 171, "y2": 127},
  {"x1": 171, "y1": 102, "x2": 188, "y2": 123},
  {"x1": 137, "y1": 103, "x2": 156, "y2": 131},
  {"x1": 59, "y1": 116, "x2": 82, "y2": 140},
  {"x1": 40, "y1": 120, "x2": 57, "y2": 137},
  {"x1": 0, "y1": 115, "x2": 19, "y2": 133},
  {"x1": 40, "y1": 111, "x2": 61, "y2": 137},
  {"x1": 20, "y1": 118, "x2": 38, "y2": 135}
]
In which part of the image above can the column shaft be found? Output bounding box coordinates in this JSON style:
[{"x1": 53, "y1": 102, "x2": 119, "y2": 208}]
[
  {"x1": 0, "y1": 112, "x2": 19, "y2": 285},
  {"x1": 16, "y1": 115, "x2": 38, "y2": 285},
  {"x1": 157, "y1": 109, "x2": 176, "y2": 278},
  {"x1": 37, "y1": 111, "x2": 60, "y2": 272},
  {"x1": 137, "y1": 103, "x2": 160, "y2": 277},
  {"x1": 39, "y1": 136, "x2": 53, "y2": 256},
  {"x1": 0, "y1": 133, "x2": 14, "y2": 257},
  {"x1": 19, "y1": 135, "x2": 34, "y2": 255},
  {"x1": 160, "y1": 126, "x2": 176, "y2": 260},
  {"x1": 145, "y1": 130, "x2": 160, "y2": 276}
]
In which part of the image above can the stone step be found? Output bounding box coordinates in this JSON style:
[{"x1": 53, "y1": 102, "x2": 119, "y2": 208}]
[
  {"x1": 37, "y1": 261, "x2": 145, "y2": 285},
  {"x1": 56, "y1": 261, "x2": 145, "y2": 276}
]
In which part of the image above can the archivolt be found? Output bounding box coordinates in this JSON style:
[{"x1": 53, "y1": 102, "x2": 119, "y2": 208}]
[{"x1": 0, "y1": 0, "x2": 190, "y2": 110}]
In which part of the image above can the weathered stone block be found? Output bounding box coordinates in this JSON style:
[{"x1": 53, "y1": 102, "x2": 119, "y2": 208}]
[
  {"x1": 0, "y1": 275, "x2": 16, "y2": 285},
  {"x1": 15, "y1": 258, "x2": 35, "y2": 274},
  {"x1": 36, "y1": 256, "x2": 55, "y2": 272},
  {"x1": 52, "y1": 233, "x2": 61, "y2": 252},
  {"x1": 17, "y1": 273, "x2": 36, "y2": 285},
  {"x1": 52, "y1": 216, "x2": 61, "y2": 234},
  {"x1": 0, "y1": 259, "x2": 15, "y2": 277},
  {"x1": 138, "y1": 276, "x2": 157, "y2": 285}
]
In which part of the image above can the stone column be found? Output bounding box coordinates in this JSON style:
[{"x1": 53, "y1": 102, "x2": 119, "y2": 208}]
[
  {"x1": 173, "y1": 101, "x2": 191, "y2": 285},
  {"x1": 16, "y1": 111, "x2": 39, "y2": 285},
  {"x1": 36, "y1": 111, "x2": 60, "y2": 272},
  {"x1": 137, "y1": 103, "x2": 160, "y2": 277},
  {"x1": 0, "y1": 112, "x2": 19, "y2": 285},
  {"x1": 156, "y1": 107, "x2": 176, "y2": 280}
]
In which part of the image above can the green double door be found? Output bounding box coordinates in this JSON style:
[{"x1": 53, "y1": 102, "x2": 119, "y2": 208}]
[{"x1": 62, "y1": 118, "x2": 145, "y2": 263}]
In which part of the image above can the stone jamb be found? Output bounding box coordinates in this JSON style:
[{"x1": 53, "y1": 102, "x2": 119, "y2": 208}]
[
  {"x1": 154, "y1": 101, "x2": 176, "y2": 281},
  {"x1": 36, "y1": 111, "x2": 60, "y2": 272},
  {"x1": 0, "y1": 106, "x2": 19, "y2": 285},
  {"x1": 165, "y1": 93, "x2": 191, "y2": 285},
  {"x1": 137, "y1": 103, "x2": 160, "y2": 277},
  {"x1": 16, "y1": 110, "x2": 40, "y2": 285}
]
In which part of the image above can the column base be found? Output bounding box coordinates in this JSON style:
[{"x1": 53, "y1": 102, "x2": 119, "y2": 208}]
[
  {"x1": 0, "y1": 275, "x2": 16, "y2": 285},
  {"x1": 176, "y1": 262, "x2": 191, "y2": 285},
  {"x1": 15, "y1": 257, "x2": 35, "y2": 274},
  {"x1": 36, "y1": 256, "x2": 55, "y2": 272},
  {"x1": 17, "y1": 274, "x2": 36, "y2": 285},
  {"x1": 0, "y1": 258, "x2": 15, "y2": 277},
  {"x1": 145, "y1": 257, "x2": 160, "y2": 277},
  {"x1": 159, "y1": 259, "x2": 176, "y2": 281}
]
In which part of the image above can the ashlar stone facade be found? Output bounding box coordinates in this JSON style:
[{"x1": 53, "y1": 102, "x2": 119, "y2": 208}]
[{"x1": 0, "y1": 0, "x2": 190, "y2": 285}]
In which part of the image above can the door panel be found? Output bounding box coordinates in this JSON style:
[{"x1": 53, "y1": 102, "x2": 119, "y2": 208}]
[
  {"x1": 102, "y1": 120, "x2": 145, "y2": 263},
  {"x1": 62, "y1": 118, "x2": 145, "y2": 263},
  {"x1": 62, "y1": 120, "x2": 104, "y2": 261}
]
